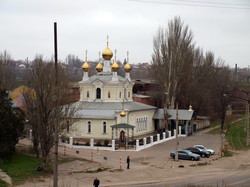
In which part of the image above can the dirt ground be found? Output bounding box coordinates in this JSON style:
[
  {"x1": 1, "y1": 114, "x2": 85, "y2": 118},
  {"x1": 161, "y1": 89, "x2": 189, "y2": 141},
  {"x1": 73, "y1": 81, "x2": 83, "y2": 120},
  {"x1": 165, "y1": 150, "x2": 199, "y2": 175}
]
[{"x1": 15, "y1": 129, "x2": 250, "y2": 187}]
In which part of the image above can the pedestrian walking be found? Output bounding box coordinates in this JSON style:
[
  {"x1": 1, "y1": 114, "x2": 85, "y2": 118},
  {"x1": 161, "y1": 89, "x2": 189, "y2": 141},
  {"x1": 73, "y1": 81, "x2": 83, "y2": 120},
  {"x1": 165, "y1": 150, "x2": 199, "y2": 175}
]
[
  {"x1": 127, "y1": 155, "x2": 130, "y2": 169},
  {"x1": 93, "y1": 177, "x2": 100, "y2": 187}
]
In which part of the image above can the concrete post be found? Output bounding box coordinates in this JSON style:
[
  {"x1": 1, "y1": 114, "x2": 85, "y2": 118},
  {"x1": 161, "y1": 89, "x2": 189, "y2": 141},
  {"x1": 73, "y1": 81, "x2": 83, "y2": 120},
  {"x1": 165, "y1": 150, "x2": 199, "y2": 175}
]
[
  {"x1": 143, "y1": 138, "x2": 147, "y2": 147},
  {"x1": 112, "y1": 139, "x2": 115, "y2": 151},
  {"x1": 157, "y1": 134, "x2": 160, "y2": 141},
  {"x1": 90, "y1": 139, "x2": 94, "y2": 147},
  {"x1": 174, "y1": 129, "x2": 176, "y2": 137},
  {"x1": 150, "y1": 136, "x2": 153, "y2": 144},
  {"x1": 29, "y1": 129, "x2": 32, "y2": 139},
  {"x1": 168, "y1": 131, "x2": 171, "y2": 138},
  {"x1": 136, "y1": 139, "x2": 139, "y2": 150},
  {"x1": 179, "y1": 126, "x2": 182, "y2": 136},
  {"x1": 69, "y1": 137, "x2": 73, "y2": 148},
  {"x1": 163, "y1": 132, "x2": 166, "y2": 139}
]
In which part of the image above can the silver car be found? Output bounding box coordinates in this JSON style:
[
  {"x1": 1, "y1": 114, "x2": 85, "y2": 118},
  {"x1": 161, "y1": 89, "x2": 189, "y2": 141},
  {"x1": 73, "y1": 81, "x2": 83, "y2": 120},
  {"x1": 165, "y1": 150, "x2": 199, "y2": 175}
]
[{"x1": 193, "y1": 145, "x2": 215, "y2": 155}]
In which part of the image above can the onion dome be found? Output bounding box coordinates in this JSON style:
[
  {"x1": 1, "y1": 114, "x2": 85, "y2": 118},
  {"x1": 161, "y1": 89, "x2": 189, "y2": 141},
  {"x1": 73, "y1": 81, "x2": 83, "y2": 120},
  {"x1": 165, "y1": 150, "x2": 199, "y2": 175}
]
[
  {"x1": 124, "y1": 63, "x2": 132, "y2": 72},
  {"x1": 188, "y1": 105, "x2": 193, "y2": 111},
  {"x1": 111, "y1": 49, "x2": 119, "y2": 72},
  {"x1": 124, "y1": 51, "x2": 132, "y2": 72},
  {"x1": 96, "y1": 62, "x2": 103, "y2": 72},
  {"x1": 120, "y1": 109, "x2": 126, "y2": 117},
  {"x1": 82, "y1": 50, "x2": 90, "y2": 72},
  {"x1": 96, "y1": 52, "x2": 103, "y2": 72},
  {"x1": 111, "y1": 60, "x2": 119, "y2": 72},
  {"x1": 102, "y1": 35, "x2": 113, "y2": 60}
]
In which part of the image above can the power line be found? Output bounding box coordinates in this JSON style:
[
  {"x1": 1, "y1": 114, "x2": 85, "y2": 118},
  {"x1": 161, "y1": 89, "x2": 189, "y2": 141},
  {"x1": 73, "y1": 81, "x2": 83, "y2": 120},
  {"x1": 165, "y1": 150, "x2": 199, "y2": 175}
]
[
  {"x1": 128, "y1": 0, "x2": 250, "y2": 10},
  {"x1": 174, "y1": 0, "x2": 250, "y2": 7}
]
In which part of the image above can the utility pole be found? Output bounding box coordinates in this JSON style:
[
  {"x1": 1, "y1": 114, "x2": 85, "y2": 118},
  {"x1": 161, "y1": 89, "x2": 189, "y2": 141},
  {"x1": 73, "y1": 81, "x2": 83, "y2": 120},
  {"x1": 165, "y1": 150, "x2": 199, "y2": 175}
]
[
  {"x1": 246, "y1": 93, "x2": 249, "y2": 146},
  {"x1": 175, "y1": 102, "x2": 179, "y2": 161},
  {"x1": 53, "y1": 22, "x2": 59, "y2": 187}
]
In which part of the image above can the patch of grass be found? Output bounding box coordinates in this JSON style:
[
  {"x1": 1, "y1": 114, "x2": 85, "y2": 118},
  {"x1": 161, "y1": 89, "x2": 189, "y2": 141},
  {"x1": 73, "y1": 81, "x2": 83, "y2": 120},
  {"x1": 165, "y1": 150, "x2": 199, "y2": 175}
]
[
  {"x1": 225, "y1": 121, "x2": 250, "y2": 150},
  {"x1": 197, "y1": 162, "x2": 208, "y2": 166},
  {"x1": 223, "y1": 151, "x2": 233, "y2": 157},
  {"x1": 207, "y1": 127, "x2": 220, "y2": 134},
  {"x1": 59, "y1": 157, "x2": 90, "y2": 164},
  {"x1": 210, "y1": 120, "x2": 220, "y2": 127},
  {"x1": 0, "y1": 179, "x2": 8, "y2": 187},
  {"x1": 0, "y1": 152, "x2": 45, "y2": 185},
  {"x1": 84, "y1": 167, "x2": 109, "y2": 173}
]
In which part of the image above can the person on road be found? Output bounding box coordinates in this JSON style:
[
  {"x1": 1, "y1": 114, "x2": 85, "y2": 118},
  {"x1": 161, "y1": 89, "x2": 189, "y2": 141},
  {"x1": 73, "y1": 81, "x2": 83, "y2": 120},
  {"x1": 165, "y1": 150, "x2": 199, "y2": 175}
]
[
  {"x1": 127, "y1": 155, "x2": 130, "y2": 169},
  {"x1": 93, "y1": 177, "x2": 100, "y2": 187}
]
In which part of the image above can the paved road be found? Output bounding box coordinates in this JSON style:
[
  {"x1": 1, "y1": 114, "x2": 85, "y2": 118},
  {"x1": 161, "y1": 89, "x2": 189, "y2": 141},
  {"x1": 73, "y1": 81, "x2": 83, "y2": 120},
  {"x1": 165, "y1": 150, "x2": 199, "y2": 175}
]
[{"x1": 17, "y1": 127, "x2": 250, "y2": 187}]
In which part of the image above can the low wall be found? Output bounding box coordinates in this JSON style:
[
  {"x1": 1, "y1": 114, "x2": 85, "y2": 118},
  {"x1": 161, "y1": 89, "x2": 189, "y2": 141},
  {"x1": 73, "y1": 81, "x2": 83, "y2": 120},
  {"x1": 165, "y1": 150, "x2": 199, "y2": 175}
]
[{"x1": 59, "y1": 128, "x2": 185, "y2": 152}]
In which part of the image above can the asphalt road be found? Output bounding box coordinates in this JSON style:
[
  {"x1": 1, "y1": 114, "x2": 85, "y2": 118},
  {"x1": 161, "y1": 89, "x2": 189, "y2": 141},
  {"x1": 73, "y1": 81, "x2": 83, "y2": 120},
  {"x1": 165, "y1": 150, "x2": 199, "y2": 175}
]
[{"x1": 17, "y1": 127, "x2": 250, "y2": 187}]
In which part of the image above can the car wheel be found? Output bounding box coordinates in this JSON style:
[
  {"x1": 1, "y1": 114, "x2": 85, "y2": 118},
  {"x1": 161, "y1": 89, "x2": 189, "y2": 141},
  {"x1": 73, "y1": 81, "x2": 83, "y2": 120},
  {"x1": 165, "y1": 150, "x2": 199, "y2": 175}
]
[
  {"x1": 191, "y1": 157, "x2": 195, "y2": 161},
  {"x1": 173, "y1": 155, "x2": 175, "y2": 159},
  {"x1": 201, "y1": 154, "x2": 205, "y2": 158}
]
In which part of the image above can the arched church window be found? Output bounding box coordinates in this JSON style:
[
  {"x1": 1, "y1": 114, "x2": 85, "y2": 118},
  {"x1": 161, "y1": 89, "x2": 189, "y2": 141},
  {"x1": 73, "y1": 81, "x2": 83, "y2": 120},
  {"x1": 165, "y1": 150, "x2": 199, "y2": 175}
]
[
  {"x1": 103, "y1": 121, "x2": 107, "y2": 134},
  {"x1": 96, "y1": 88, "x2": 101, "y2": 99},
  {"x1": 108, "y1": 91, "x2": 111, "y2": 98},
  {"x1": 66, "y1": 120, "x2": 70, "y2": 133},
  {"x1": 128, "y1": 91, "x2": 130, "y2": 98},
  {"x1": 87, "y1": 121, "x2": 92, "y2": 133},
  {"x1": 119, "y1": 91, "x2": 121, "y2": 99},
  {"x1": 87, "y1": 91, "x2": 89, "y2": 98}
]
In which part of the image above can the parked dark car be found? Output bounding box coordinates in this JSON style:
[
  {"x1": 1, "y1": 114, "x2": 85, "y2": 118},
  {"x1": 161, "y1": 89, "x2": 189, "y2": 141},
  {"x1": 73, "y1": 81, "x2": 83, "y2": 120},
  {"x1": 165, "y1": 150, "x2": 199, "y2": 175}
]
[
  {"x1": 170, "y1": 150, "x2": 200, "y2": 161},
  {"x1": 193, "y1": 145, "x2": 215, "y2": 155},
  {"x1": 185, "y1": 147, "x2": 210, "y2": 158}
]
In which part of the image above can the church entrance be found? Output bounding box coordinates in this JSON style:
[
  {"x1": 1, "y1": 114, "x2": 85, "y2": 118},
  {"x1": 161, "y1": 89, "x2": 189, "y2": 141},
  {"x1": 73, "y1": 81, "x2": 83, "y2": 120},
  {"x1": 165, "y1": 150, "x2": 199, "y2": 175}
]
[{"x1": 111, "y1": 123, "x2": 135, "y2": 150}]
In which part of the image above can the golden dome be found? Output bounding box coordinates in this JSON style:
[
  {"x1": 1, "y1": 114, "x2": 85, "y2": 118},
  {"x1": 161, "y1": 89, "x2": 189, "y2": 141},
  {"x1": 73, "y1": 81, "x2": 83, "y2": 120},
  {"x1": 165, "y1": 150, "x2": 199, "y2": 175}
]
[
  {"x1": 102, "y1": 36, "x2": 113, "y2": 60},
  {"x1": 82, "y1": 61, "x2": 90, "y2": 72},
  {"x1": 111, "y1": 60, "x2": 119, "y2": 72},
  {"x1": 120, "y1": 109, "x2": 126, "y2": 117},
  {"x1": 102, "y1": 46, "x2": 113, "y2": 60},
  {"x1": 96, "y1": 62, "x2": 103, "y2": 72},
  {"x1": 112, "y1": 49, "x2": 119, "y2": 72},
  {"x1": 189, "y1": 105, "x2": 193, "y2": 111},
  {"x1": 124, "y1": 51, "x2": 132, "y2": 72},
  {"x1": 82, "y1": 50, "x2": 90, "y2": 72},
  {"x1": 124, "y1": 63, "x2": 132, "y2": 72}
]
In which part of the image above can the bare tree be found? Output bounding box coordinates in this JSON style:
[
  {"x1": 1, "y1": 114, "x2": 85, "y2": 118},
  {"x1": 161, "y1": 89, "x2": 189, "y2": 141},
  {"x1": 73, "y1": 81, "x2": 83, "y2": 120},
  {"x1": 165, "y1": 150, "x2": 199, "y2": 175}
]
[
  {"x1": 0, "y1": 50, "x2": 16, "y2": 90},
  {"x1": 151, "y1": 16, "x2": 194, "y2": 108},
  {"x1": 23, "y1": 55, "x2": 75, "y2": 171},
  {"x1": 212, "y1": 61, "x2": 233, "y2": 132}
]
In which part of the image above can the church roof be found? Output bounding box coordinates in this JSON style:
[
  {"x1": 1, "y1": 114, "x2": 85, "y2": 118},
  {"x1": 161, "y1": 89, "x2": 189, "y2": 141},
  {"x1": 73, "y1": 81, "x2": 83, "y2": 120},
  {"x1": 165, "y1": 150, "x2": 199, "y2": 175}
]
[
  {"x1": 110, "y1": 123, "x2": 135, "y2": 129},
  {"x1": 70, "y1": 101, "x2": 156, "y2": 119},
  {"x1": 85, "y1": 72, "x2": 127, "y2": 84},
  {"x1": 153, "y1": 108, "x2": 193, "y2": 120}
]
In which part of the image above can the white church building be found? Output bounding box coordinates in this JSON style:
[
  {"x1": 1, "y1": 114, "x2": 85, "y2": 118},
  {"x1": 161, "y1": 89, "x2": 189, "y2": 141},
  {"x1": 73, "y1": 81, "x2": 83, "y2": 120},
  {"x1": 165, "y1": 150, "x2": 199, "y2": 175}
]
[{"x1": 65, "y1": 40, "x2": 157, "y2": 146}]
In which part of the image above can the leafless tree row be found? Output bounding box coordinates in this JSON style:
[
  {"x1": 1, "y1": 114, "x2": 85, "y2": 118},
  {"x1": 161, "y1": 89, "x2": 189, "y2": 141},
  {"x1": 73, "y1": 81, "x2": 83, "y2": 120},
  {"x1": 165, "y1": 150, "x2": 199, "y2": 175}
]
[
  {"x1": 151, "y1": 16, "x2": 233, "y2": 125},
  {"x1": 0, "y1": 50, "x2": 16, "y2": 90}
]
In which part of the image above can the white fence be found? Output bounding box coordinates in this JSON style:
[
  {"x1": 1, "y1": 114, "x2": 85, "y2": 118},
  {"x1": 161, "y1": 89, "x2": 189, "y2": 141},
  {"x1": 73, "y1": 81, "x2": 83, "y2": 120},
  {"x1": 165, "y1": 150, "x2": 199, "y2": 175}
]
[{"x1": 59, "y1": 127, "x2": 186, "y2": 152}]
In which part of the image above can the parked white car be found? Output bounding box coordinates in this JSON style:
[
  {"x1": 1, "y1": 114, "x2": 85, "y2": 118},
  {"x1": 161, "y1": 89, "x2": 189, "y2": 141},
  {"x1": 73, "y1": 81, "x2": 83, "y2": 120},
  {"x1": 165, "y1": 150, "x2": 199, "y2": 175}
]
[{"x1": 193, "y1": 145, "x2": 215, "y2": 155}]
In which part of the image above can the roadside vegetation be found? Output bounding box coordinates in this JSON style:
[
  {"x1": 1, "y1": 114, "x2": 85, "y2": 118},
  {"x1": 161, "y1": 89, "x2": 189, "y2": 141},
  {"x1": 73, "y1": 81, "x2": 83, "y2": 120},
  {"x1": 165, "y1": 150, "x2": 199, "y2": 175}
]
[
  {"x1": 0, "y1": 179, "x2": 8, "y2": 187},
  {"x1": 225, "y1": 119, "x2": 250, "y2": 150},
  {"x1": 0, "y1": 152, "x2": 47, "y2": 186}
]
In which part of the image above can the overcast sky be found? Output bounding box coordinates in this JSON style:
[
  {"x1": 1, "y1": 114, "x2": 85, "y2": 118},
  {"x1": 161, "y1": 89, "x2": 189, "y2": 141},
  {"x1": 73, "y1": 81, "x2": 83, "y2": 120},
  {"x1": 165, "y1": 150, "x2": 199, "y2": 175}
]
[{"x1": 0, "y1": 0, "x2": 249, "y2": 67}]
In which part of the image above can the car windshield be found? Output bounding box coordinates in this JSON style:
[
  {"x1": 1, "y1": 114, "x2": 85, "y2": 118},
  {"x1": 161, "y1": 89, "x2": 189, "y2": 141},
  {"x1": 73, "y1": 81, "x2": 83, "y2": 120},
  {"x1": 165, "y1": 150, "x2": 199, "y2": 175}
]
[{"x1": 184, "y1": 150, "x2": 192, "y2": 155}]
